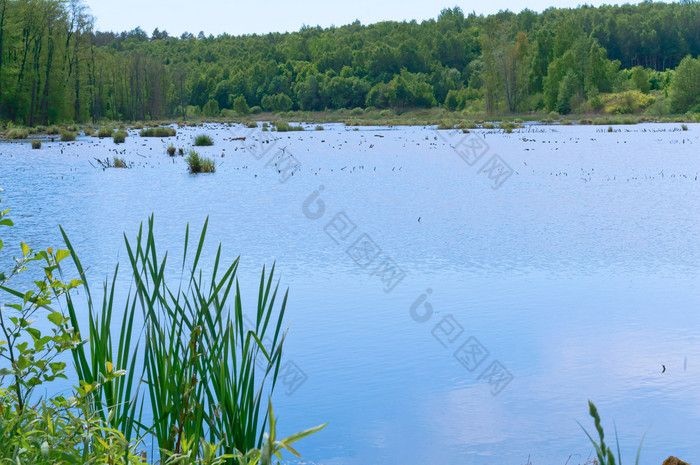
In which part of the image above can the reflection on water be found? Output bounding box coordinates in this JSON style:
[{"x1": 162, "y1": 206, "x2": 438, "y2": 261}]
[{"x1": 1, "y1": 123, "x2": 699, "y2": 464}]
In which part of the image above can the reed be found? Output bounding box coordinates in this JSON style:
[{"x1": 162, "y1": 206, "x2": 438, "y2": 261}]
[
  {"x1": 194, "y1": 134, "x2": 214, "y2": 146},
  {"x1": 186, "y1": 150, "x2": 216, "y2": 173},
  {"x1": 61, "y1": 216, "x2": 294, "y2": 461}
]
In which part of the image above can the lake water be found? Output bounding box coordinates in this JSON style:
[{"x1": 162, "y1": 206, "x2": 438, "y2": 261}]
[{"x1": 1, "y1": 122, "x2": 699, "y2": 465}]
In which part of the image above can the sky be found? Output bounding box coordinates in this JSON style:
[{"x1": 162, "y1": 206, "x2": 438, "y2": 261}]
[{"x1": 84, "y1": 0, "x2": 672, "y2": 37}]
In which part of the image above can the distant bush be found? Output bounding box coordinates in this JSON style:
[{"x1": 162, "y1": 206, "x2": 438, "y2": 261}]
[
  {"x1": 274, "y1": 121, "x2": 303, "y2": 132},
  {"x1": 246, "y1": 122, "x2": 258, "y2": 128},
  {"x1": 61, "y1": 131, "x2": 76, "y2": 141},
  {"x1": 31, "y1": 140, "x2": 41, "y2": 149},
  {"x1": 167, "y1": 145, "x2": 177, "y2": 156},
  {"x1": 681, "y1": 124, "x2": 688, "y2": 131},
  {"x1": 233, "y1": 95, "x2": 250, "y2": 115},
  {"x1": 250, "y1": 105, "x2": 263, "y2": 114},
  {"x1": 350, "y1": 107, "x2": 364, "y2": 116},
  {"x1": 315, "y1": 125, "x2": 324, "y2": 131},
  {"x1": 186, "y1": 149, "x2": 216, "y2": 173},
  {"x1": 7, "y1": 128, "x2": 28, "y2": 139},
  {"x1": 602, "y1": 90, "x2": 655, "y2": 114},
  {"x1": 47, "y1": 125, "x2": 60, "y2": 135},
  {"x1": 97, "y1": 126, "x2": 113, "y2": 138},
  {"x1": 113, "y1": 130, "x2": 127, "y2": 144},
  {"x1": 202, "y1": 99, "x2": 220, "y2": 117},
  {"x1": 437, "y1": 122, "x2": 453, "y2": 130},
  {"x1": 132, "y1": 122, "x2": 144, "y2": 130},
  {"x1": 261, "y1": 93, "x2": 293, "y2": 112},
  {"x1": 482, "y1": 123, "x2": 495, "y2": 129},
  {"x1": 140, "y1": 127, "x2": 176, "y2": 137},
  {"x1": 194, "y1": 134, "x2": 213, "y2": 146}
]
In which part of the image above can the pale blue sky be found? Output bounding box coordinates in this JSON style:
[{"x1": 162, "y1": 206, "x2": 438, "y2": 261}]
[{"x1": 84, "y1": 0, "x2": 671, "y2": 36}]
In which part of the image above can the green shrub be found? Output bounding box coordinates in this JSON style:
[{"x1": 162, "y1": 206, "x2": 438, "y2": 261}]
[
  {"x1": 60, "y1": 131, "x2": 76, "y2": 141},
  {"x1": 7, "y1": 128, "x2": 28, "y2": 139},
  {"x1": 246, "y1": 121, "x2": 258, "y2": 128},
  {"x1": 681, "y1": 124, "x2": 688, "y2": 131},
  {"x1": 315, "y1": 125, "x2": 324, "y2": 131},
  {"x1": 140, "y1": 127, "x2": 176, "y2": 137},
  {"x1": 437, "y1": 122, "x2": 453, "y2": 130},
  {"x1": 167, "y1": 145, "x2": 177, "y2": 156},
  {"x1": 194, "y1": 134, "x2": 214, "y2": 146},
  {"x1": 482, "y1": 123, "x2": 496, "y2": 129},
  {"x1": 250, "y1": 105, "x2": 263, "y2": 114},
  {"x1": 97, "y1": 126, "x2": 113, "y2": 138},
  {"x1": 31, "y1": 140, "x2": 41, "y2": 149},
  {"x1": 202, "y1": 99, "x2": 220, "y2": 117},
  {"x1": 274, "y1": 121, "x2": 303, "y2": 132},
  {"x1": 233, "y1": 95, "x2": 250, "y2": 115},
  {"x1": 186, "y1": 149, "x2": 216, "y2": 173},
  {"x1": 113, "y1": 130, "x2": 127, "y2": 144},
  {"x1": 47, "y1": 125, "x2": 60, "y2": 135}
]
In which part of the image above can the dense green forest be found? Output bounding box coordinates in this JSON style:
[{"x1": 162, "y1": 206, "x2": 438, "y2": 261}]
[{"x1": 2, "y1": 0, "x2": 700, "y2": 124}]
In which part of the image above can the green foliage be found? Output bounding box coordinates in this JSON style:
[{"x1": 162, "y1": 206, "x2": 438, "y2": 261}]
[
  {"x1": 261, "y1": 94, "x2": 293, "y2": 112},
  {"x1": 7, "y1": 129, "x2": 28, "y2": 139},
  {"x1": 31, "y1": 140, "x2": 41, "y2": 149},
  {"x1": 97, "y1": 127, "x2": 114, "y2": 138},
  {"x1": 2, "y1": 1, "x2": 700, "y2": 123},
  {"x1": 601, "y1": 91, "x2": 656, "y2": 114},
  {"x1": 274, "y1": 121, "x2": 303, "y2": 132},
  {"x1": 167, "y1": 145, "x2": 177, "y2": 156},
  {"x1": 113, "y1": 130, "x2": 127, "y2": 144},
  {"x1": 1, "y1": 197, "x2": 325, "y2": 463},
  {"x1": 629, "y1": 67, "x2": 651, "y2": 93},
  {"x1": 59, "y1": 132, "x2": 76, "y2": 142},
  {"x1": 670, "y1": 55, "x2": 700, "y2": 113},
  {"x1": 233, "y1": 95, "x2": 250, "y2": 115},
  {"x1": 578, "y1": 401, "x2": 645, "y2": 465},
  {"x1": 46, "y1": 126, "x2": 60, "y2": 135},
  {"x1": 139, "y1": 127, "x2": 176, "y2": 137},
  {"x1": 202, "y1": 99, "x2": 220, "y2": 117},
  {"x1": 194, "y1": 134, "x2": 214, "y2": 146},
  {"x1": 186, "y1": 150, "x2": 216, "y2": 173}
]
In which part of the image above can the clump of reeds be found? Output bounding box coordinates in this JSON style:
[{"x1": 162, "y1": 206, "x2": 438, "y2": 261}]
[
  {"x1": 97, "y1": 126, "x2": 114, "y2": 138},
  {"x1": 166, "y1": 145, "x2": 177, "y2": 156},
  {"x1": 194, "y1": 134, "x2": 213, "y2": 146},
  {"x1": 7, "y1": 128, "x2": 28, "y2": 139},
  {"x1": 61, "y1": 131, "x2": 76, "y2": 142},
  {"x1": 186, "y1": 149, "x2": 216, "y2": 173},
  {"x1": 31, "y1": 140, "x2": 41, "y2": 149},
  {"x1": 139, "y1": 127, "x2": 176, "y2": 137},
  {"x1": 113, "y1": 130, "x2": 127, "y2": 144}
]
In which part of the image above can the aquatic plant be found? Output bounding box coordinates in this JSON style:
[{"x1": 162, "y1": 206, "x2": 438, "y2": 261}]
[
  {"x1": 166, "y1": 145, "x2": 177, "y2": 156},
  {"x1": 186, "y1": 149, "x2": 216, "y2": 173},
  {"x1": 47, "y1": 125, "x2": 60, "y2": 135},
  {"x1": 60, "y1": 131, "x2": 76, "y2": 141},
  {"x1": 113, "y1": 157, "x2": 127, "y2": 168},
  {"x1": 7, "y1": 128, "x2": 28, "y2": 139},
  {"x1": 315, "y1": 125, "x2": 324, "y2": 131},
  {"x1": 1, "y1": 198, "x2": 325, "y2": 463},
  {"x1": 194, "y1": 134, "x2": 214, "y2": 146},
  {"x1": 113, "y1": 130, "x2": 127, "y2": 144},
  {"x1": 246, "y1": 122, "x2": 258, "y2": 128},
  {"x1": 139, "y1": 127, "x2": 176, "y2": 137},
  {"x1": 578, "y1": 401, "x2": 645, "y2": 465},
  {"x1": 31, "y1": 140, "x2": 41, "y2": 149},
  {"x1": 97, "y1": 126, "x2": 113, "y2": 138},
  {"x1": 274, "y1": 121, "x2": 303, "y2": 132}
]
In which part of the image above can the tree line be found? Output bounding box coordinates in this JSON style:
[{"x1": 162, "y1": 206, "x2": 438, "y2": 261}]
[{"x1": 2, "y1": 0, "x2": 700, "y2": 124}]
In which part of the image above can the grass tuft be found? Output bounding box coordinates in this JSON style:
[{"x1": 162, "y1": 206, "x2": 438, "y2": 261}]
[
  {"x1": 113, "y1": 130, "x2": 127, "y2": 144},
  {"x1": 139, "y1": 127, "x2": 176, "y2": 137},
  {"x1": 31, "y1": 140, "x2": 41, "y2": 149},
  {"x1": 61, "y1": 131, "x2": 76, "y2": 142},
  {"x1": 7, "y1": 128, "x2": 28, "y2": 139},
  {"x1": 186, "y1": 149, "x2": 216, "y2": 173},
  {"x1": 194, "y1": 134, "x2": 213, "y2": 146},
  {"x1": 166, "y1": 145, "x2": 177, "y2": 156}
]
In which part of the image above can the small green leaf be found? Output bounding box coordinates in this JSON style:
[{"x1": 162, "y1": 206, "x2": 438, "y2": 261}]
[
  {"x1": 48, "y1": 312, "x2": 64, "y2": 326},
  {"x1": 0, "y1": 219, "x2": 13, "y2": 226},
  {"x1": 20, "y1": 242, "x2": 29, "y2": 257},
  {"x1": 55, "y1": 249, "x2": 70, "y2": 262}
]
